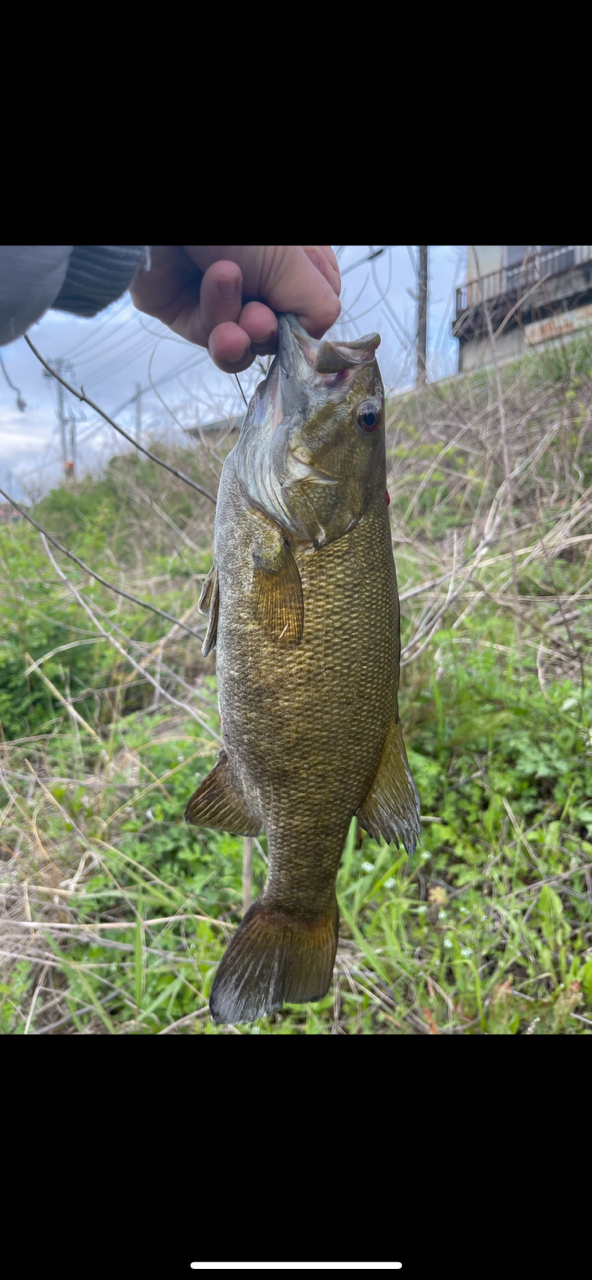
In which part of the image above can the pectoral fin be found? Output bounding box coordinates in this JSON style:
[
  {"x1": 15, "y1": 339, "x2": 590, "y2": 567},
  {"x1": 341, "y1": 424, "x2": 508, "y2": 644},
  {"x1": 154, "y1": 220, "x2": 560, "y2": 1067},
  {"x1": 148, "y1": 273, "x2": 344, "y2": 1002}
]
[
  {"x1": 357, "y1": 717, "x2": 421, "y2": 856},
  {"x1": 199, "y1": 566, "x2": 219, "y2": 657},
  {"x1": 185, "y1": 749, "x2": 261, "y2": 836},
  {"x1": 253, "y1": 540, "x2": 304, "y2": 647},
  {"x1": 198, "y1": 566, "x2": 216, "y2": 613}
]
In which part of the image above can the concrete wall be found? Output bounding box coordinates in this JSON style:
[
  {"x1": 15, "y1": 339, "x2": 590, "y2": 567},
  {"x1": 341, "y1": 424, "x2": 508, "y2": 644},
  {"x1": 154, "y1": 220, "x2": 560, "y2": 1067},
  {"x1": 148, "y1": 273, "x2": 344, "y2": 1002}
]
[
  {"x1": 525, "y1": 302, "x2": 592, "y2": 346},
  {"x1": 466, "y1": 246, "x2": 503, "y2": 283},
  {"x1": 459, "y1": 326, "x2": 525, "y2": 373}
]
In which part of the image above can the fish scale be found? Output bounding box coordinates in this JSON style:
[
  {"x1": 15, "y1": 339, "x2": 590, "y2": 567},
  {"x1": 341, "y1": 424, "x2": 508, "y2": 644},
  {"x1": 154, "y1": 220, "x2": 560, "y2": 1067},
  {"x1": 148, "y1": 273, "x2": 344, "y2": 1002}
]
[
  {"x1": 186, "y1": 314, "x2": 420, "y2": 1023},
  {"x1": 218, "y1": 479, "x2": 395, "y2": 902}
]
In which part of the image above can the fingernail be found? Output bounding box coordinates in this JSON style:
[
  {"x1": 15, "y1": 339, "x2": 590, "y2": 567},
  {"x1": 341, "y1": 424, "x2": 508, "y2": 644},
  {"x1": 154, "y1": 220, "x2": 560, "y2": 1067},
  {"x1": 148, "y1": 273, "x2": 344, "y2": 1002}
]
[
  {"x1": 225, "y1": 348, "x2": 250, "y2": 365},
  {"x1": 218, "y1": 279, "x2": 237, "y2": 301},
  {"x1": 251, "y1": 330, "x2": 276, "y2": 351}
]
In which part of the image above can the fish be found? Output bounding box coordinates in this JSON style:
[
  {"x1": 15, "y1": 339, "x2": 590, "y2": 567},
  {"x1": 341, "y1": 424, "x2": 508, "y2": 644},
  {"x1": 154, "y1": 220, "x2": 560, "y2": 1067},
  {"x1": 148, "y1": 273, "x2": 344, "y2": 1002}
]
[{"x1": 185, "y1": 313, "x2": 420, "y2": 1024}]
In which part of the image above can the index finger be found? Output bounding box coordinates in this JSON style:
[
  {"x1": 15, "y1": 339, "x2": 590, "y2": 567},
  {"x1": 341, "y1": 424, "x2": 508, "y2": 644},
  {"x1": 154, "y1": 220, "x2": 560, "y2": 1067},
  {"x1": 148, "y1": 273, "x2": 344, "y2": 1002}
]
[
  {"x1": 261, "y1": 246, "x2": 342, "y2": 340},
  {"x1": 303, "y1": 246, "x2": 341, "y2": 296}
]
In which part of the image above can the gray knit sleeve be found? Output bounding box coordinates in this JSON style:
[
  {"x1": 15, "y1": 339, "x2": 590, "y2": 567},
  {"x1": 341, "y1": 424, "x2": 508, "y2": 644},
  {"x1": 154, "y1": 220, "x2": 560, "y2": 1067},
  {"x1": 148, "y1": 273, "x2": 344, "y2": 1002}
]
[
  {"x1": 52, "y1": 245, "x2": 148, "y2": 317},
  {"x1": 0, "y1": 246, "x2": 73, "y2": 346},
  {"x1": 0, "y1": 245, "x2": 149, "y2": 347}
]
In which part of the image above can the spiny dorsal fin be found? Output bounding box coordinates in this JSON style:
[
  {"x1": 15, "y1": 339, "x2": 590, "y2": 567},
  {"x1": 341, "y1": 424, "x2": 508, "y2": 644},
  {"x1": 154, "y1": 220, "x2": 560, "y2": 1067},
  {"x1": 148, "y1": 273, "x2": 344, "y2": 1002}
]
[
  {"x1": 185, "y1": 750, "x2": 261, "y2": 836},
  {"x1": 356, "y1": 717, "x2": 421, "y2": 857}
]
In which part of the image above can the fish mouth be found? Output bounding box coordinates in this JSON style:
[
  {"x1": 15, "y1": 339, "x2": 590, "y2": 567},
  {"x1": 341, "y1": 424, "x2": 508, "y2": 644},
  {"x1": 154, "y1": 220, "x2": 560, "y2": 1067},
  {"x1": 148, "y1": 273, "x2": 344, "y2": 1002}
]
[
  {"x1": 233, "y1": 314, "x2": 383, "y2": 546},
  {"x1": 275, "y1": 315, "x2": 381, "y2": 499},
  {"x1": 278, "y1": 312, "x2": 381, "y2": 386},
  {"x1": 278, "y1": 314, "x2": 318, "y2": 386}
]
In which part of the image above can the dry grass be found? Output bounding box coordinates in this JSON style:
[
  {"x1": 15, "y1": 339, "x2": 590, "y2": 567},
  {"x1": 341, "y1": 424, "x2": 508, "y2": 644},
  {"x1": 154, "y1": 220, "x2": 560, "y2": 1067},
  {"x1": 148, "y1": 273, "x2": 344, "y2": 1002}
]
[{"x1": 1, "y1": 332, "x2": 592, "y2": 1033}]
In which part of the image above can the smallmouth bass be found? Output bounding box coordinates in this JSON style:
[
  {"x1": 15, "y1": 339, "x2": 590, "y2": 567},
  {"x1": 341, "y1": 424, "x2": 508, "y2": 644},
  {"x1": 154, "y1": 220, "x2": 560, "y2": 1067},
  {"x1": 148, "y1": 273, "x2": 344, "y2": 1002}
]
[{"x1": 186, "y1": 314, "x2": 420, "y2": 1024}]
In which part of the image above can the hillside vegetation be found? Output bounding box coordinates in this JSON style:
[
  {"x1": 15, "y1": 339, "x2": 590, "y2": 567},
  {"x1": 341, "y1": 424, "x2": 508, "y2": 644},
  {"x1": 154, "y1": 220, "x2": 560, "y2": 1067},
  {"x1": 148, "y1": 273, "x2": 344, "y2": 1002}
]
[{"x1": 1, "y1": 336, "x2": 591, "y2": 1034}]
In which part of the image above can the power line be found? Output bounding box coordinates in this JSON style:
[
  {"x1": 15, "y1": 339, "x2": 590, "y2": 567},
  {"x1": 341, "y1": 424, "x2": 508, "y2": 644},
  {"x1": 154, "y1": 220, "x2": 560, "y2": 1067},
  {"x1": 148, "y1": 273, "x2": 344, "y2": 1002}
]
[
  {"x1": 61, "y1": 296, "x2": 133, "y2": 359},
  {"x1": 75, "y1": 322, "x2": 155, "y2": 371},
  {"x1": 24, "y1": 335, "x2": 217, "y2": 505},
  {"x1": 110, "y1": 351, "x2": 209, "y2": 418},
  {"x1": 79, "y1": 334, "x2": 159, "y2": 391}
]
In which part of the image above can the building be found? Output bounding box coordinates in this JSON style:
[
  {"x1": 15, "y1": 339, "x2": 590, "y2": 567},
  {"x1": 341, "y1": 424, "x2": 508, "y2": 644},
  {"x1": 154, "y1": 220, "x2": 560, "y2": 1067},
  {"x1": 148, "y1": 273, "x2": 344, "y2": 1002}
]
[
  {"x1": 185, "y1": 415, "x2": 245, "y2": 444},
  {"x1": 453, "y1": 246, "x2": 592, "y2": 373}
]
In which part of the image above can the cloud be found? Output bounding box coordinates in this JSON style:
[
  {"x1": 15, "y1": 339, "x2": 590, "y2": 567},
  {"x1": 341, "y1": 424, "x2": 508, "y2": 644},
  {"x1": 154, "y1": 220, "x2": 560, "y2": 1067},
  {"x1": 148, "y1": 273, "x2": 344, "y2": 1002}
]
[{"x1": 0, "y1": 248, "x2": 464, "y2": 495}]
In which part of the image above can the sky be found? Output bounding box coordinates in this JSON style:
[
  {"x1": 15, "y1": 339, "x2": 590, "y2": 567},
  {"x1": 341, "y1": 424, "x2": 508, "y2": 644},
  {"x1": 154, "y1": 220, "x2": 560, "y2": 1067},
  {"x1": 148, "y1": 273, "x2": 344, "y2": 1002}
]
[{"x1": 0, "y1": 246, "x2": 466, "y2": 502}]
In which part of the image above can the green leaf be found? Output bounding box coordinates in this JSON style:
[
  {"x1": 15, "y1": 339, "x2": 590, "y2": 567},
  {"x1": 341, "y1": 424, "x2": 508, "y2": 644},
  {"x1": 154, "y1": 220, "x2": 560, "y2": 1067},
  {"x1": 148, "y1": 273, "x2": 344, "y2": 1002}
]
[
  {"x1": 538, "y1": 884, "x2": 563, "y2": 946},
  {"x1": 134, "y1": 908, "x2": 145, "y2": 1011},
  {"x1": 136, "y1": 977, "x2": 185, "y2": 1025},
  {"x1": 580, "y1": 960, "x2": 592, "y2": 1005},
  {"x1": 448, "y1": 710, "x2": 516, "y2": 747}
]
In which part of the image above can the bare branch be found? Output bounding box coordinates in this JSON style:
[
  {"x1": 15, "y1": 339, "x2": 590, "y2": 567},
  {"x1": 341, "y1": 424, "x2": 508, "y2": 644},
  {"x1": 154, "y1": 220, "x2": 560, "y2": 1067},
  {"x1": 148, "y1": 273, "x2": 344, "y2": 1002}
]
[
  {"x1": 23, "y1": 334, "x2": 217, "y2": 505},
  {"x1": 0, "y1": 487, "x2": 205, "y2": 640},
  {"x1": 40, "y1": 536, "x2": 222, "y2": 743}
]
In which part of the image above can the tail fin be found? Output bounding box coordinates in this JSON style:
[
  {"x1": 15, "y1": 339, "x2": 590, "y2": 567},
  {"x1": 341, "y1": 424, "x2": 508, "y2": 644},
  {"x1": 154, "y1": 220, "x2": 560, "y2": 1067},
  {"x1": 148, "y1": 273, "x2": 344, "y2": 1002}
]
[{"x1": 210, "y1": 898, "x2": 339, "y2": 1025}]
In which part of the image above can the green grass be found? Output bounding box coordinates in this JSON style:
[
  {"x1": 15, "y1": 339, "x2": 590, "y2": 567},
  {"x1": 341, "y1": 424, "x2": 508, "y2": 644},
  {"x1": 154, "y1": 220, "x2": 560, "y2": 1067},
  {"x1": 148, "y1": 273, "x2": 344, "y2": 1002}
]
[
  {"x1": 1, "y1": 351, "x2": 592, "y2": 1034},
  {"x1": 2, "y1": 661, "x2": 590, "y2": 1035}
]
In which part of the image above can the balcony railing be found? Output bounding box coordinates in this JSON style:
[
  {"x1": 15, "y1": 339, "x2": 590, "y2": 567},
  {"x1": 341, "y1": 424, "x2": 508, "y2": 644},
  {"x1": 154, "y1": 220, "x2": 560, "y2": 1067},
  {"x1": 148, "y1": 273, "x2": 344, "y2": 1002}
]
[{"x1": 455, "y1": 246, "x2": 590, "y2": 317}]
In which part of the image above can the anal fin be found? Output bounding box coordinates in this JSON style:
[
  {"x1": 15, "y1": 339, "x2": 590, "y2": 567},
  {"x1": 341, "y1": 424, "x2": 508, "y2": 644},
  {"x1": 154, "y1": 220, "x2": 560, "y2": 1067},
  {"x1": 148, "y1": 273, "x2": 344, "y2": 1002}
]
[
  {"x1": 185, "y1": 749, "x2": 261, "y2": 836},
  {"x1": 357, "y1": 717, "x2": 421, "y2": 856}
]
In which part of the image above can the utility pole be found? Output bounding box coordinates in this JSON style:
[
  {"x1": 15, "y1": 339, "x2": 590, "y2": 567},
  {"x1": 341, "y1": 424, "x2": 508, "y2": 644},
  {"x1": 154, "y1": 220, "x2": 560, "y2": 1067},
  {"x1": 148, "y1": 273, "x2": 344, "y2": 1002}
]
[
  {"x1": 416, "y1": 246, "x2": 428, "y2": 387},
  {"x1": 55, "y1": 357, "x2": 68, "y2": 468},
  {"x1": 135, "y1": 383, "x2": 142, "y2": 443},
  {"x1": 69, "y1": 414, "x2": 77, "y2": 477},
  {"x1": 45, "y1": 357, "x2": 76, "y2": 477}
]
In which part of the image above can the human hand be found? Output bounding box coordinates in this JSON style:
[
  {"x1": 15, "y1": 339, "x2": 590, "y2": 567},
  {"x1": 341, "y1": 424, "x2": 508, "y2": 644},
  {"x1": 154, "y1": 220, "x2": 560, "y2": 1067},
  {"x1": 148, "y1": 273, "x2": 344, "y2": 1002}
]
[{"x1": 130, "y1": 246, "x2": 341, "y2": 373}]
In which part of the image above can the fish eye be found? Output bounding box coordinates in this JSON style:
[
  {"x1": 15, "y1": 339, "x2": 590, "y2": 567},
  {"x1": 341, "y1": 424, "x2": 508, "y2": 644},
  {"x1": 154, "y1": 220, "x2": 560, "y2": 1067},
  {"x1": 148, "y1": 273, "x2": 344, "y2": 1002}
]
[{"x1": 356, "y1": 400, "x2": 382, "y2": 434}]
